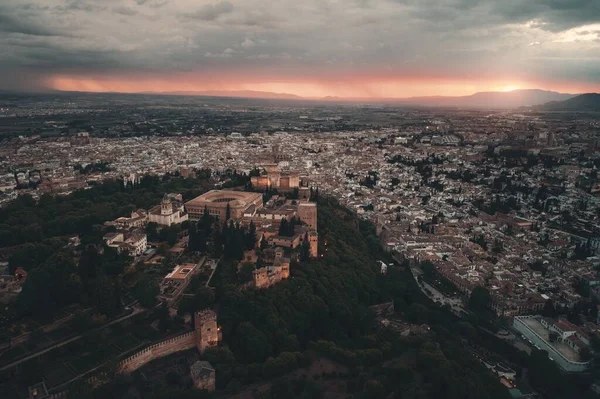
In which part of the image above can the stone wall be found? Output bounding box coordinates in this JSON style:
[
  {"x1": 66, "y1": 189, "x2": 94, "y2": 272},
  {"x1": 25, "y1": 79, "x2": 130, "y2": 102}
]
[{"x1": 118, "y1": 331, "x2": 196, "y2": 374}]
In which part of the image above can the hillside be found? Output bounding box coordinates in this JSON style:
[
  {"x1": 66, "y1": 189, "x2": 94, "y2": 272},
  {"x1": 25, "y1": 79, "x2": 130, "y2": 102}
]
[
  {"x1": 204, "y1": 196, "x2": 513, "y2": 399},
  {"x1": 534, "y1": 93, "x2": 600, "y2": 112},
  {"x1": 145, "y1": 90, "x2": 302, "y2": 100},
  {"x1": 399, "y1": 89, "x2": 575, "y2": 109}
]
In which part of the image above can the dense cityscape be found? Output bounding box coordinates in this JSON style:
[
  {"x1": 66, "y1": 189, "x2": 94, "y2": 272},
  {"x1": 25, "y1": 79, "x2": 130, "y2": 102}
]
[
  {"x1": 3, "y1": 0, "x2": 600, "y2": 396},
  {"x1": 0, "y1": 90, "x2": 598, "y2": 399}
]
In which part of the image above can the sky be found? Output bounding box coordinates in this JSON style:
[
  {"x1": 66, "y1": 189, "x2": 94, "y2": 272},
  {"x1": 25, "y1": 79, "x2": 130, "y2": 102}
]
[{"x1": 1, "y1": 0, "x2": 599, "y2": 98}]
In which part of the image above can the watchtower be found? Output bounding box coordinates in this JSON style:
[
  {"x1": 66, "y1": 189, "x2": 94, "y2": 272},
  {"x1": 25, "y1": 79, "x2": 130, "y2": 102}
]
[
  {"x1": 194, "y1": 309, "x2": 218, "y2": 354},
  {"x1": 298, "y1": 203, "x2": 317, "y2": 231}
]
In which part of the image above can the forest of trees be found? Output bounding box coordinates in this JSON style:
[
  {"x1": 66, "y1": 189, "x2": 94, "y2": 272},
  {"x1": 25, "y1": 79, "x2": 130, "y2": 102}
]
[
  {"x1": 0, "y1": 173, "x2": 213, "y2": 250},
  {"x1": 2, "y1": 175, "x2": 596, "y2": 399},
  {"x1": 171, "y1": 196, "x2": 513, "y2": 399},
  {"x1": 1, "y1": 173, "x2": 214, "y2": 322}
]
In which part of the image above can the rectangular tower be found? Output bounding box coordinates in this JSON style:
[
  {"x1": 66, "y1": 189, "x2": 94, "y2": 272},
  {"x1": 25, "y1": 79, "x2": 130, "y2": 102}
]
[
  {"x1": 308, "y1": 231, "x2": 318, "y2": 258},
  {"x1": 298, "y1": 203, "x2": 317, "y2": 231},
  {"x1": 195, "y1": 309, "x2": 218, "y2": 354}
]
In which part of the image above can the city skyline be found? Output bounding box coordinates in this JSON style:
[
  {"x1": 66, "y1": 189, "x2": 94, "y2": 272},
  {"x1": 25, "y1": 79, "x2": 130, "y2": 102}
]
[{"x1": 1, "y1": 0, "x2": 599, "y2": 98}]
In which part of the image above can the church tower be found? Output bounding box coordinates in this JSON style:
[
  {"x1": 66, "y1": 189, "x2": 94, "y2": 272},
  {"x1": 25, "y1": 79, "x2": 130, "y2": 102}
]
[{"x1": 161, "y1": 194, "x2": 171, "y2": 216}]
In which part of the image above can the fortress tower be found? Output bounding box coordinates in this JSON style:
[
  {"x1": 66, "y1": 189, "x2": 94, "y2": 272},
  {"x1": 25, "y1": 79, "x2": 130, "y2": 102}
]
[
  {"x1": 252, "y1": 268, "x2": 269, "y2": 288},
  {"x1": 298, "y1": 203, "x2": 317, "y2": 231},
  {"x1": 195, "y1": 309, "x2": 218, "y2": 354},
  {"x1": 308, "y1": 231, "x2": 318, "y2": 258}
]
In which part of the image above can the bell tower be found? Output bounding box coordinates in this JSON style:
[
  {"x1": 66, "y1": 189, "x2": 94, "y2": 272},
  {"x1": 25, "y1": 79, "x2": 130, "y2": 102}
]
[{"x1": 161, "y1": 194, "x2": 171, "y2": 216}]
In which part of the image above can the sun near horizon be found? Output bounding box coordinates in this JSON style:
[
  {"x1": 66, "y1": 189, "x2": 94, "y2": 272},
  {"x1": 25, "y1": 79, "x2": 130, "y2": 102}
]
[
  {"x1": 499, "y1": 85, "x2": 521, "y2": 92},
  {"x1": 45, "y1": 75, "x2": 594, "y2": 99}
]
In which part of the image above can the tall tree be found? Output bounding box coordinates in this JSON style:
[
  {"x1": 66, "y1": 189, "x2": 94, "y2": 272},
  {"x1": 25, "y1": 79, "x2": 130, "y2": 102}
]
[
  {"x1": 542, "y1": 299, "x2": 557, "y2": 318},
  {"x1": 300, "y1": 233, "x2": 311, "y2": 261},
  {"x1": 279, "y1": 218, "x2": 289, "y2": 237},
  {"x1": 201, "y1": 205, "x2": 213, "y2": 235},
  {"x1": 247, "y1": 220, "x2": 257, "y2": 249},
  {"x1": 133, "y1": 275, "x2": 159, "y2": 309},
  {"x1": 78, "y1": 245, "x2": 102, "y2": 287},
  {"x1": 198, "y1": 228, "x2": 207, "y2": 253},
  {"x1": 213, "y1": 221, "x2": 223, "y2": 257},
  {"x1": 188, "y1": 223, "x2": 199, "y2": 252},
  {"x1": 260, "y1": 235, "x2": 268, "y2": 251},
  {"x1": 468, "y1": 286, "x2": 491, "y2": 313}
]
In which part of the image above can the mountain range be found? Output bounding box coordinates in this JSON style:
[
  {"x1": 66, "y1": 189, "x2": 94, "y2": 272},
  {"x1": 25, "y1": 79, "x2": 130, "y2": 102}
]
[
  {"x1": 139, "y1": 88, "x2": 577, "y2": 108},
  {"x1": 143, "y1": 90, "x2": 302, "y2": 100},
  {"x1": 392, "y1": 89, "x2": 576, "y2": 108},
  {"x1": 533, "y1": 93, "x2": 600, "y2": 112}
]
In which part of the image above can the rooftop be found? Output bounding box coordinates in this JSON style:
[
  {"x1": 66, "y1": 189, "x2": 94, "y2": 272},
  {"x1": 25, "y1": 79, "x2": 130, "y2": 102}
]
[
  {"x1": 164, "y1": 263, "x2": 197, "y2": 280},
  {"x1": 521, "y1": 317, "x2": 581, "y2": 362}
]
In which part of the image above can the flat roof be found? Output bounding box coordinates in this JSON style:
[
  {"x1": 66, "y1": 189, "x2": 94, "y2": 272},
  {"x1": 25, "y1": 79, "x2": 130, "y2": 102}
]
[
  {"x1": 164, "y1": 263, "x2": 197, "y2": 280},
  {"x1": 521, "y1": 317, "x2": 581, "y2": 362}
]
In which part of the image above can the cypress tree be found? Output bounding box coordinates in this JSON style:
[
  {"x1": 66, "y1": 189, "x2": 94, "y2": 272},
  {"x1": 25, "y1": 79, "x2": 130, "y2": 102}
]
[
  {"x1": 260, "y1": 235, "x2": 268, "y2": 251},
  {"x1": 279, "y1": 218, "x2": 288, "y2": 236},
  {"x1": 247, "y1": 220, "x2": 257, "y2": 249}
]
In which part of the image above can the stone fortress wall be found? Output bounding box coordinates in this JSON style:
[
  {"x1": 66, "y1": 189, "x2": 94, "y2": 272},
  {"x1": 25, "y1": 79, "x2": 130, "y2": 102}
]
[
  {"x1": 118, "y1": 331, "x2": 197, "y2": 374},
  {"x1": 118, "y1": 310, "x2": 218, "y2": 374}
]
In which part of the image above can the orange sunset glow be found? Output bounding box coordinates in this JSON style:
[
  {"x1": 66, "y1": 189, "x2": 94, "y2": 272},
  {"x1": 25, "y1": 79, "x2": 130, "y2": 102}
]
[
  {"x1": 0, "y1": 0, "x2": 598, "y2": 99},
  {"x1": 46, "y1": 74, "x2": 598, "y2": 99}
]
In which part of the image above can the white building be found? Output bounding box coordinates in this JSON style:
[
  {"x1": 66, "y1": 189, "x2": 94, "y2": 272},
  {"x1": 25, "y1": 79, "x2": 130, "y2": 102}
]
[
  {"x1": 148, "y1": 194, "x2": 188, "y2": 227},
  {"x1": 513, "y1": 316, "x2": 592, "y2": 372},
  {"x1": 103, "y1": 231, "x2": 147, "y2": 257}
]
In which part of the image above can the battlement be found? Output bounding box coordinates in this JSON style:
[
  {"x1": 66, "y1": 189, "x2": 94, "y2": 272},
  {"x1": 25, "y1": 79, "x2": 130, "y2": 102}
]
[
  {"x1": 118, "y1": 331, "x2": 196, "y2": 374},
  {"x1": 118, "y1": 310, "x2": 219, "y2": 374}
]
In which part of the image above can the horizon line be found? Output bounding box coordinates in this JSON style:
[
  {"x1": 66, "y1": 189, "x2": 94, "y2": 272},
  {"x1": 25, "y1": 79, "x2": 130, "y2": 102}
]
[{"x1": 4, "y1": 87, "x2": 594, "y2": 103}]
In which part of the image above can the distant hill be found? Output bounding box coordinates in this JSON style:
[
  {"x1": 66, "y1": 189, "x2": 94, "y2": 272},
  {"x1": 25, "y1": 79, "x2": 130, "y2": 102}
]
[
  {"x1": 53, "y1": 88, "x2": 575, "y2": 108},
  {"x1": 318, "y1": 89, "x2": 576, "y2": 108},
  {"x1": 395, "y1": 89, "x2": 576, "y2": 109},
  {"x1": 144, "y1": 90, "x2": 302, "y2": 100},
  {"x1": 533, "y1": 93, "x2": 600, "y2": 112}
]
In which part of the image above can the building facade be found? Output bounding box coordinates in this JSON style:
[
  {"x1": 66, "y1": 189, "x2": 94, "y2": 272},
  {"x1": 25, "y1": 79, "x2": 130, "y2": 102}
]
[
  {"x1": 298, "y1": 202, "x2": 318, "y2": 231},
  {"x1": 186, "y1": 190, "x2": 263, "y2": 221},
  {"x1": 251, "y1": 247, "x2": 291, "y2": 289},
  {"x1": 103, "y1": 231, "x2": 147, "y2": 256},
  {"x1": 250, "y1": 164, "x2": 300, "y2": 191},
  {"x1": 148, "y1": 194, "x2": 188, "y2": 226}
]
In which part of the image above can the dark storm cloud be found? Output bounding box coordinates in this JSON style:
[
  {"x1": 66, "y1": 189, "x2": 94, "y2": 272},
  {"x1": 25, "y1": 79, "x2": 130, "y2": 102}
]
[
  {"x1": 0, "y1": 11, "x2": 65, "y2": 37},
  {"x1": 492, "y1": 0, "x2": 600, "y2": 31},
  {"x1": 182, "y1": 1, "x2": 234, "y2": 21},
  {"x1": 0, "y1": 0, "x2": 598, "y2": 92},
  {"x1": 112, "y1": 6, "x2": 138, "y2": 16},
  {"x1": 134, "y1": 0, "x2": 168, "y2": 7},
  {"x1": 397, "y1": 0, "x2": 600, "y2": 32},
  {"x1": 57, "y1": 0, "x2": 106, "y2": 12}
]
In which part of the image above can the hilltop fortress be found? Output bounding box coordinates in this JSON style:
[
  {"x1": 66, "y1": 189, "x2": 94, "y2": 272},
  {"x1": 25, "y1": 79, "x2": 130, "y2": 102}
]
[{"x1": 185, "y1": 177, "x2": 319, "y2": 289}]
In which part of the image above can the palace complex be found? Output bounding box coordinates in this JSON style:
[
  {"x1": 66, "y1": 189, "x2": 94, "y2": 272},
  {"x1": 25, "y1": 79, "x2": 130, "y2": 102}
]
[{"x1": 185, "y1": 190, "x2": 263, "y2": 221}]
